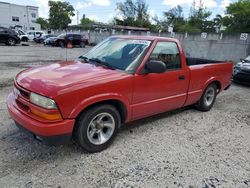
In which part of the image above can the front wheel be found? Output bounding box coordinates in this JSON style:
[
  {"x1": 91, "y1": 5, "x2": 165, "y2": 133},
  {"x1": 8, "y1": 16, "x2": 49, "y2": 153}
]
[
  {"x1": 74, "y1": 105, "x2": 120, "y2": 153},
  {"x1": 7, "y1": 38, "x2": 17, "y2": 46},
  {"x1": 59, "y1": 41, "x2": 65, "y2": 48},
  {"x1": 195, "y1": 83, "x2": 217, "y2": 112}
]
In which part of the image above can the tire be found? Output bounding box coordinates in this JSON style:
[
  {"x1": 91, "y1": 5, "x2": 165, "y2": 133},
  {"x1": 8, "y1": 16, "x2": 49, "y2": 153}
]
[
  {"x1": 59, "y1": 41, "x2": 65, "y2": 48},
  {"x1": 80, "y1": 41, "x2": 85, "y2": 48},
  {"x1": 195, "y1": 83, "x2": 217, "y2": 112},
  {"x1": 74, "y1": 104, "x2": 120, "y2": 153},
  {"x1": 7, "y1": 38, "x2": 17, "y2": 46}
]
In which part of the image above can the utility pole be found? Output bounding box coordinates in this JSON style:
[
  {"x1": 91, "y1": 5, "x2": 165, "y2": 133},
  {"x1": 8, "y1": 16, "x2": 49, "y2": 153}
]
[{"x1": 77, "y1": 10, "x2": 79, "y2": 25}]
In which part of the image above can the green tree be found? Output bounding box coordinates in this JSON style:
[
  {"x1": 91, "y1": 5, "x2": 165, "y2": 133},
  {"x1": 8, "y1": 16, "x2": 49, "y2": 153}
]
[
  {"x1": 162, "y1": 5, "x2": 185, "y2": 32},
  {"x1": 223, "y1": 0, "x2": 250, "y2": 32},
  {"x1": 213, "y1": 14, "x2": 224, "y2": 32},
  {"x1": 36, "y1": 17, "x2": 49, "y2": 30},
  {"x1": 115, "y1": 0, "x2": 151, "y2": 28},
  {"x1": 80, "y1": 14, "x2": 94, "y2": 30},
  {"x1": 48, "y1": 0, "x2": 75, "y2": 29},
  {"x1": 180, "y1": 0, "x2": 214, "y2": 33},
  {"x1": 188, "y1": 0, "x2": 213, "y2": 32}
]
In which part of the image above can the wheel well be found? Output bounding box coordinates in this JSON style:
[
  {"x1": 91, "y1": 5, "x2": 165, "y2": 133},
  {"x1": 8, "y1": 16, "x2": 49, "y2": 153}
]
[
  {"x1": 8, "y1": 37, "x2": 16, "y2": 41},
  {"x1": 210, "y1": 81, "x2": 221, "y2": 92},
  {"x1": 21, "y1": 37, "x2": 28, "y2": 41},
  {"x1": 77, "y1": 100, "x2": 127, "y2": 123}
]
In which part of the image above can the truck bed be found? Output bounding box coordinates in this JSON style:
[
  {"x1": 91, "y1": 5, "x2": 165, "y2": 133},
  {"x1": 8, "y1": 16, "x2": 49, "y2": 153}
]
[{"x1": 186, "y1": 57, "x2": 224, "y2": 66}]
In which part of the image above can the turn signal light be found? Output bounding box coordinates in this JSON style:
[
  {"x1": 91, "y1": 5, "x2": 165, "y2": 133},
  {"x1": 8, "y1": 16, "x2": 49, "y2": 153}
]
[{"x1": 30, "y1": 108, "x2": 62, "y2": 121}]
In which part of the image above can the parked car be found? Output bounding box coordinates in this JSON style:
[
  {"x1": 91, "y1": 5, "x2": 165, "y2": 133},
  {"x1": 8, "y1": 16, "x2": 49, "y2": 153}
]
[
  {"x1": 43, "y1": 37, "x2": 57, "y2": 46},
  {"x1": 232, "y1": 55, "x2": 250, "y2": 85},
  {"x1": 17, "y1": 29, "x2": 29, "y2": 42},
  {"x1": 26, "y1": 30, "x2": 45, "y2": 40},
  {"x1": 34, "y1": 34, "x2": 57, "y2": 43},
  {"x1": 7, "y1": 36, "x2": 233, "y2": 152},
  {"x1": 51, "y1": 33, "x2": 88, "y2": 48},
  {"x1": 0, "y1": 27, "x2": 20, "y2": 46}
]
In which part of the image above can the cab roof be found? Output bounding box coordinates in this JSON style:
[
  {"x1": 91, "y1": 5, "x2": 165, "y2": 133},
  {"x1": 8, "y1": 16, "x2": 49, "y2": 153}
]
[{"x1": 110, "y1": 35, "x2": 180, "y2": 43}]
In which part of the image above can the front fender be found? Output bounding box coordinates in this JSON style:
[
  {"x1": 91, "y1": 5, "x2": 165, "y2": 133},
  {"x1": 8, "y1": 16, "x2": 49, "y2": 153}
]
[{"x1": 69, "y1": 93, "x2": 131, "y2": 121}]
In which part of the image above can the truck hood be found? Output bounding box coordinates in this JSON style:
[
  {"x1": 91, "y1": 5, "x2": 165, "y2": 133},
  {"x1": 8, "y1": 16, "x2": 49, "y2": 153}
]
[{"x1": 16, "y1": 60, "x2": 130, "y2": 98}]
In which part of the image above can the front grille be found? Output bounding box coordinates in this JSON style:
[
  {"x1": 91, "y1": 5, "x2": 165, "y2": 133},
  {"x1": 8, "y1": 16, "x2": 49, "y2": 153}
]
[
  {"x1": 16, "y1": 99, "x2": 30, "y2": 112},
  {"x1": 14, "y1": 84, "x2": 31, "y2": 113},
  {"x1": 18, "y1": 88, "x2": 29, "y2": 100}
]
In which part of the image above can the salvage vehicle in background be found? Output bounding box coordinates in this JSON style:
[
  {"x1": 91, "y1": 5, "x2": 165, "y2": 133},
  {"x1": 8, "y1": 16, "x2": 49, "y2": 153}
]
[
  {"x1": 7, "y1": 36, "x2": 233, "y2": 152},
  {"x1": 50, "y1": 33, "x2": 88, "y2": 48},
  {"x1": 0, "y1": 27, "x2": 20, "y2": 46},
  {"x1": 232, "y1": 55, "x2": 250, "y2": 85},
  {"x1": 26, "y1": 30, "x2": 45, "y2": 40},
  {"x1": 34, "y1": 34, "x2": 57, "y2": 43},
  {"x1": 43, "y1": 36, "x2": 57, "y2": 46},
  {"x1": 17, "y1": 30, "x2": 29, "y2": 42}
]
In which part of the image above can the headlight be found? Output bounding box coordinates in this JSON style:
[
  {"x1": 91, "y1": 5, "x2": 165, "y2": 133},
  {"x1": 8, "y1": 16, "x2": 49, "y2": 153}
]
[{"x1": 30, "y1": 92, "x2": 58, "y2": 109}]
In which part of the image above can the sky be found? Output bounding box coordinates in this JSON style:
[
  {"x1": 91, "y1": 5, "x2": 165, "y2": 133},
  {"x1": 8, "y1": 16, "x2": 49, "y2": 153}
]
[{"x1": 3, "y1": 0, "x2": 237, "y2": 24}]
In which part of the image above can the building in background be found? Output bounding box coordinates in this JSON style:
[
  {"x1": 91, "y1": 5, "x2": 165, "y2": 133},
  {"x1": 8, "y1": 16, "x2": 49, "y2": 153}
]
[{"x1": 0, "y1": 1, "x2": 40, "y2": 31}]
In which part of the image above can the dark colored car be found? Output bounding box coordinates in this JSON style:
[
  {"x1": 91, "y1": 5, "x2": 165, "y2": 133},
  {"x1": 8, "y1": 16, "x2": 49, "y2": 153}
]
[
  {"x1": 51, "y1": 33, "x2": 88, "y2": 48},
  {"x1": 0, "y1": 27, "x2": 21, "y2": 46},
  {"x1": 34, "y1": 34, "x2": 57, "y2": 43},
  {"x1": 232, "y1": 55, "x2": 250, "y2": 85},
  {"x1": 43, "y1": 36, "x2": 57, "y2": 45}
]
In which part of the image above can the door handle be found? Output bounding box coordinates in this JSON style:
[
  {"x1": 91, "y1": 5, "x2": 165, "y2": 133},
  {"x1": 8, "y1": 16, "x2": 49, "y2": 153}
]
[{"x1": 179, "y1": 75, "x2": 185, "y2": 80}]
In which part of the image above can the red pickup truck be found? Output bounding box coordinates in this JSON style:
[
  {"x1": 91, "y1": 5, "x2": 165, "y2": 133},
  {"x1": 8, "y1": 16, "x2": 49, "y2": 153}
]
[{"x1": 7, "y1": 36, "x2": 233, "y2": 152}]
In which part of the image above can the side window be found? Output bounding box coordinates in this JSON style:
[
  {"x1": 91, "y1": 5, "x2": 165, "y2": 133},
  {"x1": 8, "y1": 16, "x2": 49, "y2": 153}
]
[
  {"x1": 0, "y1": 29, "x2": 5, "y2": 34},
  {"x1": 150, "y1": 42, "x2": 181, "y2": 70},
  {"x1": 12, "y1": 16, "x2": 19, "y2": 22}
]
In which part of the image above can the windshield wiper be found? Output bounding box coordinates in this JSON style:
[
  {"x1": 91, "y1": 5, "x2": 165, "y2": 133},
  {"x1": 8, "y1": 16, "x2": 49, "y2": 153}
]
[
  {"x1": 89, "y1": 58, "x2": 115, "y2": 70},
  {"x1": 78, "y1": 55, "x2": 89, "y2": 62}
]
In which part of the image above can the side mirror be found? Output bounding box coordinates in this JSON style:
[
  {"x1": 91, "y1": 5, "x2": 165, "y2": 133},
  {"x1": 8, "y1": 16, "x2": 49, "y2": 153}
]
[{"x1": 144, "y1": 60, "x2": 167, "y2": 74}]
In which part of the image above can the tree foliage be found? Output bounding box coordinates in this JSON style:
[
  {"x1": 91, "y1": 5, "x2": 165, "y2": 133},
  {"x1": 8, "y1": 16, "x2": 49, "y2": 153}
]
[
  {"x1": 80, "y1": 14, "x2": 94, "y2": 30},
  {"x1": 36, "y1": 17, "x2": 49, "y2": 30},
  {"x1": 223, "y1": 0, "x2": 250, "y2": 32},
  {"x1": 115, "y1": 0, "x2": 151, "y2": 28},
  {"x1": 162, "y1": 5, "x2": 185, "y2": 32},
  {"x1": 183, "y1": 0, "x2": 213, "y2": 33},
  {"x1": 48, "y1": 0, "x2": 75, "y2": 29}
]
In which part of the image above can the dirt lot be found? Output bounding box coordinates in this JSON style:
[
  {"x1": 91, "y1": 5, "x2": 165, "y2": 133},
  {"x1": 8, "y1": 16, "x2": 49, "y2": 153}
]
[{"x1": 0, "y1": 45, "x2": 250, "y2": 188}]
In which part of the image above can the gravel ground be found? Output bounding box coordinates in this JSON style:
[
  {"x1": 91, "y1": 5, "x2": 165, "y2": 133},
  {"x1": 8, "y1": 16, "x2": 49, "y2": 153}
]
[{"x1": 0, "y1": 45, "x2": 250, "y2": 188}]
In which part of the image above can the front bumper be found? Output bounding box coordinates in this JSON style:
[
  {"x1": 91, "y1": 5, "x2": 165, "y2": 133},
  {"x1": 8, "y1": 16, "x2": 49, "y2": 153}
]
[
  {"x1": 233, "y1": 72, "x2": 250, "y2": 85},
  {"x1": 7, "y1": 92, "x2": 75, "y2": 145}
]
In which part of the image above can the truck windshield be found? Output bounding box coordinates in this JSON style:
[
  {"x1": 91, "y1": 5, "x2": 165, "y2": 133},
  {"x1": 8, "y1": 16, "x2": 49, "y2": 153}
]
[{"x1": 81, "y1": 37, "x2": 151, "y2": 73}]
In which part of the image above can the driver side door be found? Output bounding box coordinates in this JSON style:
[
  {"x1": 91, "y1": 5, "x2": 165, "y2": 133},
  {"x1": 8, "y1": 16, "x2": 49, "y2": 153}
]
[{"x1": 131, "y1": 41, "x2": 189, "y2": 120}]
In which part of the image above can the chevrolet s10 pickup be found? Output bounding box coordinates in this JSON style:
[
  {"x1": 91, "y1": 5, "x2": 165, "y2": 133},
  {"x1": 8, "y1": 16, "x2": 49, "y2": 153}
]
[{"x1": 7, "y1": 36, "x2": 233, "y2": 152}]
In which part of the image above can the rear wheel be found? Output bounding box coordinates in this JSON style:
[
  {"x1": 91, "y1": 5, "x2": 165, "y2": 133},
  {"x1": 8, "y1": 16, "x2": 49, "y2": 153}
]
[
  {"x1": 195, "y1": 83, "x2": 217, "y2": 111},
  {"x1": 7, "y1": 38, "x2": 17, "y2": 46},
  {"x1": 59, "y1": 41, "x2": 65, "y2": 48},
  {"x1": 79, "y1": 41, "x2": 85, "y2": 48},
  {"x1": 74, "y1": 105, "x2": 120, "y2": 153}
]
